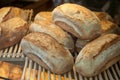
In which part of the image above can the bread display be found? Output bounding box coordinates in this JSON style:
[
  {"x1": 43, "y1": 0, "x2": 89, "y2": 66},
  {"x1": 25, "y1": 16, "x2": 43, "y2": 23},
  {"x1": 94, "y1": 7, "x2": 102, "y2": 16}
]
[
  {"x1": 0, "y1": 7, "x2": 31, "y2": 22},
  {"x1": 0, "y1": 3, "x2": 119, "y2": 79},
  {"x1": 52, "y1": 3, "x2": 101, "y2": 40},
  {"x1": 29, "y1": 20, "x2": 74, "y2": 51},
  {"x1": 34, "y1": 11, "x2": 52, "y2": 22},
  {"x1": 0, "y1": 17, "x2": 28, "y2": 49},
  {"x1": 21, "y1": 32, "x2": 74, "y2": 74},
  {"x1": 75, "y1": 34, "x2": 120, "y2": 77}
]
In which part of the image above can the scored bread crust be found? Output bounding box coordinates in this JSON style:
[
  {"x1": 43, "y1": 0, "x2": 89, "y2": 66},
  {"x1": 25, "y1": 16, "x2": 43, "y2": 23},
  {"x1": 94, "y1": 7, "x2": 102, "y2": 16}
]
[
  {"x1": 0, "y1": 7, "x2": 11, "y2": 22},
  {"x1": 52, "y1": 3, "x2": 101, "y2": 40},
  {"x1": 3, "y1": 7, "x2": 30, "y2": 21},
  {"x1": 0, "y1": 17, "x2": 28, "y2": 49},
  {"x1": 29, "y1": 20, "x2": 74, "y2": 51},
  {"x1": 21, "y1": 32, "x2": 74, "y2": 74},
  {"x1": 0, "y1": 7, "x2": 30, "y2": 22},
  {"x1": 75, "y1": 34, "x2": 120, "y2": 77}
]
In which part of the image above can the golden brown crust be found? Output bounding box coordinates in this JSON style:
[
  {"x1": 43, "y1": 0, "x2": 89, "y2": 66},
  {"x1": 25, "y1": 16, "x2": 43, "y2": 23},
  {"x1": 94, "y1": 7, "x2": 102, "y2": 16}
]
[
  {"x1": 75, "y1": 34, "x2": 120, "y2": 77},
  {"x1": 0, "y1": 61, "x2": 22, "y2": 79},
  {"x1": 52, "y1": 3, "x2": 101, "y2": 40},
  {"x1": 23, "y1": 32, "x2": 69, "y2": 56},
  {"x1": 0, "y1": 7, "x2": 30, "y2": 22},
  {"x1": 21, "y1": 32, "x2": 74, "y2": 74},
  {"x1": 34, "y1": 11, "x2": 52, "y2": 22},
  {"x1": 83, "y1": 34, "x2": 120, "y2": 57},
  {"x1": 0, "y1": 7, "x2": 11, "y2": 22},
  {"x1": 94, "y1": 11, "x2": 120, "y2": 35},
  {"x1": 0, "y1": 17, "x2": 28, "y2": 49},
  {"x1": 94, "y1": 11, "x2": 113, "y2": 21},
  {"x1": 29, "y1": 20, "x2": 74, "y2": 51},
  {"x1": 100, "y1": 20, "x2": 118, "y2": 34}
]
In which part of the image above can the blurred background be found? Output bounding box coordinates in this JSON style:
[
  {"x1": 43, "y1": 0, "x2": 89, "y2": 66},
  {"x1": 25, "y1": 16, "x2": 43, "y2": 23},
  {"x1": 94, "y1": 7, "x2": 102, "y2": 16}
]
[{"x1": 0, "y1": 0, "x2": 119, "y2": 26}]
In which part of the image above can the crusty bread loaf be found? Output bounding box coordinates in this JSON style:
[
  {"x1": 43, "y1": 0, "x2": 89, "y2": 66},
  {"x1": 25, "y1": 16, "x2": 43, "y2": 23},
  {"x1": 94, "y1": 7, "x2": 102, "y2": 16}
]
[
  {"x1": 29, "y1": 20, "x2": 74, "y2": 51},
  {"x1": 0, "y1": 7, "x2": 30, "y2": 22},
  {"x1": 75, "y1": 34, "x2": 120, "y2": 77},
  {"x1": 94, "y1": 11, "x2": 113, "y2": 21},
  {"x1": 52, "y1": 3, "x2": 101, "y2": 40},
  {"x1": 21, "y1": 32, "x2": 74, "y2": 74},
  {"x1": 0, "y1": 61, "x2": 22, "y2": 80},
  {"x1": 94, "y1": 11, "x2": 120, "y2": 35},
  {"x1": 101, "y1": 20, "x2": 119, "y2": 34},
  {"x1": 0, "y1": 17, "x2": 28, "y2": 49},
  {"x1": 34, "y1": 11, "x2": 52, "y2": 22}
]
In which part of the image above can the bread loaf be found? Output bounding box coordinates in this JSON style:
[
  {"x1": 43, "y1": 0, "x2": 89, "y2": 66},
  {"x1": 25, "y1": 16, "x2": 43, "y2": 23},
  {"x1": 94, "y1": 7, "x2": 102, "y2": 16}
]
[
  {"x1": 0, "y1": 17, "x2": 28, "y2": 49},
  {"x1": 94, "y1": 11, "x2": 120, "y2": 34},
  {"x1": 52, "y1": 3, "x2": 101, "y2": 40},
  {"x1": 21, "y1": 32, "x2": 74, "y2": 74},
  {"x1": 0, "y1": 61, "x2": 22, "y2": 80},
  {"x1": 34, "y1": 11, "x2": 52, "y2": 22},
  {"x1": 94, "y1": 11, "x2": 113, "y2": 21},
  {"x1": 101, "y1": 20, "x2": 119, "y2": 34},
  {"x1": 29, "y1": 20, "x2": 74, "y2": 51},
  {"x1": 75, "y1": 34, "x2": 120, "y2": 77}
]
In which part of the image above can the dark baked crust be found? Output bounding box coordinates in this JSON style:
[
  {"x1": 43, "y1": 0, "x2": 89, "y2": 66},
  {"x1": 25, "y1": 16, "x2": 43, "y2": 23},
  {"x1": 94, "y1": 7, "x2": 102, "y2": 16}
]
[{"x1": 0, "y1": 17, "x2": 28, "y2": 49}]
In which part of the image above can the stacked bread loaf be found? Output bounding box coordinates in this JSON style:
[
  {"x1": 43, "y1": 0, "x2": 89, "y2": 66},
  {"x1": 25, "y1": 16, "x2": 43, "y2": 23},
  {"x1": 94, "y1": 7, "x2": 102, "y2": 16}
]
[
  {"x1": 21, "y1": 10, "x2": 74, "y2": 74},
  {"x1": 76, "y1": 11, "x2": 120, "y2": 52}
]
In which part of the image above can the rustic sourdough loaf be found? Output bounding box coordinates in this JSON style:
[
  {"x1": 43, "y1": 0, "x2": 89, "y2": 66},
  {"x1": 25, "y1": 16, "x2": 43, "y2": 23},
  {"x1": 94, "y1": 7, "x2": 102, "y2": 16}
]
[{"x1": 21, "y1": 32, "x2": 74, "y2": 74}]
